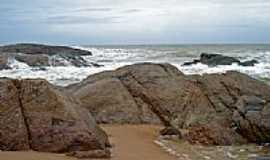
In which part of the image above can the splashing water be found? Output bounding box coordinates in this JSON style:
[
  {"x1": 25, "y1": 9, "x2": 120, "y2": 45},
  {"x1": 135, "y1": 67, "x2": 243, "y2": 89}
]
[{"x1": 1, "y1": 44, "x2": 270, "y2": 86}]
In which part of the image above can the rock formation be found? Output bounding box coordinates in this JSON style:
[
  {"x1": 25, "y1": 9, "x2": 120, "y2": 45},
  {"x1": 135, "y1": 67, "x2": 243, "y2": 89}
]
[
  {"x1": 67, "y1": 63, "x2": 270, "y2": 145},
  {"x1": 0, "y1": 43, "x2": 92, "y2": 56},
  {"x1": 183, "y1": 53, "x2": 259, "y2": 66},
  {"x1": 0, "y1": 44, "x2": 101, "y2": 68},
  {"x1": 0, "y1": 78, "x2": 110, "y2": 158}
]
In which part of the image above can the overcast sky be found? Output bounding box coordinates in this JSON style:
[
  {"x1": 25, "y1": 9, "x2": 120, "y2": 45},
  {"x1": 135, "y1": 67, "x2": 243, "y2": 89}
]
[{"x1": 1, "y1": 0, "x2": 270, "y2": 45}]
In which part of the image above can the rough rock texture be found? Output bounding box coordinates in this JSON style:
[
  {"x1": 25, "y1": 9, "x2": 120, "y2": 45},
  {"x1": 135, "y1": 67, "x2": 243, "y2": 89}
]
[
  {"x1": 67, "y1": 63, "x2": 270, "y2": 145},
  {"x1": 183, "y1": 53, "x2": 259, "y2": 66},
  {"x1": 68, "y1": 74, "x2": 161, "y2": 124},
  {"x1": 0, "y1": 78, "x2": 110, "y2": 158},
  {"x1": 0, "y1": 79, "x2": 30, "y2": 150}
]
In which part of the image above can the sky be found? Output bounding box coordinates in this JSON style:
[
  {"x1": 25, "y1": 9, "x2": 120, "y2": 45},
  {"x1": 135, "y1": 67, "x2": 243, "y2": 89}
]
[{"x1": 0, "y1": 0, "x2": 270, "y2": 45}]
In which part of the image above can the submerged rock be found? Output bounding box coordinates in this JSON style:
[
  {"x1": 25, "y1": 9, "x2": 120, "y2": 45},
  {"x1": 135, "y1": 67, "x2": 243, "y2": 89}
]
[
  {"x1": 183, "y1": 53, "x2": 259, "y2": 66},
  {"x1": 0, "y1": 78, "x2": 110, "y2": 158},
  {"x1": 67, "y1": 63, "x2": 270, "y2": 145}
]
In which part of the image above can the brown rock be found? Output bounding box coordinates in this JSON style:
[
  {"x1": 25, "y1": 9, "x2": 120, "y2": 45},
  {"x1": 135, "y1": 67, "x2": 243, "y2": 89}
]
[
  {"x1": 67, "y1": 63, "x2": 270, "y2": 145},
  {"x1": 0, "y1": 78, "x2": 110, "y2": 157},
  {"x1": 0, "y1": 79, "x2": 29, "y2": 150},
  {"x1": 69, "y1": 72, "x2": 161, "y2": 124},
  {"x1": 0, "y1": 55, "x2": 10, "y2": 70},
  {"x1": 67, "y1": 149, "x2": 111, "y2": 159}
]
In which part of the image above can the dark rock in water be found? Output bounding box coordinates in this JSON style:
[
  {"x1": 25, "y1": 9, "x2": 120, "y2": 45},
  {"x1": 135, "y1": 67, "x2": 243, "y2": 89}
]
[
  {"x1": 0, "y1": 44, "x2": 105, "y2": 68},
  {"x1": 0, "y1": 43, "x2": 92, "y2": 56},
  {"x1": 182, "y1": 59, "x2": 200, "y2": 66},
  {"x1": 239, "y1": 59, "x2": 259, "y2": 66},
  {"x1": 183, "y1": 53, "x2": 259, "y2": 67},
  {"x1": 90, "y1": 62, "x2": 104, "y2": 67},
  {"x1": 67, "y1": 63, "x2": 270, "y2": 145},
  {"x1": 200, "y1": 53, "x2": 240, "y2": 66},
  {"x1": 14, "y1": 53, "x2": 50, "y2": 67},
  {"x1": 160, "y1": 127, "x2": 181, "y2": 137},
  {"x1": 0, "y1": 78, "x2": 110, "y2": 157}
]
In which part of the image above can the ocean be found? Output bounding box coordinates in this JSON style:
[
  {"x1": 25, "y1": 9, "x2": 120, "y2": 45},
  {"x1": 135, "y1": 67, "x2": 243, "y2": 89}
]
[{"x1": 1, "y1": 44, "x2": 270, "y2": 86}]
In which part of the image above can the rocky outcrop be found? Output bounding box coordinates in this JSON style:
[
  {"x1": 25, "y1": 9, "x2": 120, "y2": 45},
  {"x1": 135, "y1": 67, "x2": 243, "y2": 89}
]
[
  {"x1": 0, "y1": 78, "x2": 110, "y2": 158},
  {"x1": 183, "y1": 53, "x2": 259, "y2": 66},
  {"x1": 0, "y1": 43, "x2": 92, "y2": 56},
  {"x1": 67, "y1": 63, "x2": 270, "y2": 145},
  {"x1": 0, "y1": 44, "x2": 101, "y2": 68},
  {"x1": 0, "y1": 55, "x2": 10, "y2": 70},
  {"x1": 67, "y1": 73, "x2": 162, "y2": 124}
]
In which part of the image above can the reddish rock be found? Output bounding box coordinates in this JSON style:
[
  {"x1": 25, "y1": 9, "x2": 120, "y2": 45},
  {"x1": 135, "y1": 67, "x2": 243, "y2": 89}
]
[
  {"x1": 0, "y1": 78, "x2": 110, "y2": 157},
  {"x1": 67, "y1": 63, "x2": 270, "y2": 145}
]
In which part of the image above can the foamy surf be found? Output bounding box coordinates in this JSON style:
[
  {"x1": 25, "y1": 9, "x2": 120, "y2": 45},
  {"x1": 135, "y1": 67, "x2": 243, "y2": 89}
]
[{"x1": 1, "y1": 45, "x2": 270, "y2": 86}]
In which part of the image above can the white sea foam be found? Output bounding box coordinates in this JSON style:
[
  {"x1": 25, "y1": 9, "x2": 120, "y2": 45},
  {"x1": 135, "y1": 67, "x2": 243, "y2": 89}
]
[{"x1": 1, "y1": 45, "x2": 270, "y2": 86}]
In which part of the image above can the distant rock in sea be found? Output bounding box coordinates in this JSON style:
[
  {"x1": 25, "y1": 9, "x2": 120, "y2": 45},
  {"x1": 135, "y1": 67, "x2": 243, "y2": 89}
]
[
  {"x1": 183, "y1": 53, "x2": 259, "y2": 66},
  {"x1": 67, "y1": 63, "x2": 270, "y2": 145},
  {"x1": 0, "y1": 43, "x2": 102, "y2": 68}
]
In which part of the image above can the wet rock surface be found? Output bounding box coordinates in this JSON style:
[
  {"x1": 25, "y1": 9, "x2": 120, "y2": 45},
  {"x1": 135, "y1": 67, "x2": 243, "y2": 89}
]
[
  {"x1": 67, "y1": 63, "x2": 270, "y2": 145},
  {"x1": 183, "y1": 53, "x2": 259, "y2": 66},
  {"x1": 0, "y1": 78, "x2": 110, "y2": 158}
]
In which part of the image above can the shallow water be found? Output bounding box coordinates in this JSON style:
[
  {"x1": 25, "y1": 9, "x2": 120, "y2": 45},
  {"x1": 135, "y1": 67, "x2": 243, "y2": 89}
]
[{"x1": 1, "y1": 44, "x2": 270, "y2": 86}]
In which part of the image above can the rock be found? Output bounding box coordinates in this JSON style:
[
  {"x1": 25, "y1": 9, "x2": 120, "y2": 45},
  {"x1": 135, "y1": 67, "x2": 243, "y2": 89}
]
[
  {"x1": 0, "y1": 78, "x2": 30, "y2": 150},
  {"x1": 0, "y1": 43, "x2": 92, "y2": 56},
  {"x1": 239, "y1": 60, "x2": 259, "y2": 66},
  {"x1": 67, "y1": 63, "x2": 270, "y2": 145},
  {"x1": 160, "y1": 127, "x2": 181, "y2": 137},
  {"x1": 200, "y1": 53, "x2": 240, "y2": 66},
  {"x1": 0, "y1": 78, "x2": 110, "y2": 157},
  {"x1": 14, "y1": 53, "x2": 49, "y2": 67},
  {"x1": 68, "y1": 75, "x2": 161, "y2": 124},
  {"x1": 185, "y1": 120, "x2": 246, "y2": 145},
  {"x1": 183, "y1": 53, "x2": 259, "y2": 67},
  {"x1": 0, "y1": 55, "x2": 10, "y2": 70},
  {"x1": 67, "y1": 149, "x2": 111, "y2": 159},
  {"x1": 0, "y1": 44, "x2": 105, "y2": 68},
  {"x1": 182, "y1": 59, "x2": 200, "y2": 66}
]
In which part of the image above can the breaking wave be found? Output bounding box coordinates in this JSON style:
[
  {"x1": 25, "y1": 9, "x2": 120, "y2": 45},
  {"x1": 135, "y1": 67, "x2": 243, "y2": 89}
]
[{"x1": 1, "y1": 45, "x2": 270, "y2": 86}]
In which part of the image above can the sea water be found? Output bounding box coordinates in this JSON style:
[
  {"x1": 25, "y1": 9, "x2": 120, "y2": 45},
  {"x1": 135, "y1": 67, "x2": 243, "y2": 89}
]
[{"x1": 1, "y1": 44, "x2": 270, "y2": 86}]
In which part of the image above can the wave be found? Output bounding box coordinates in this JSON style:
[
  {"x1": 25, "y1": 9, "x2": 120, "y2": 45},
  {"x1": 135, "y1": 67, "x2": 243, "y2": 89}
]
[{"x1": 1, "y1": 45, "x2": 270, "y2": 86}]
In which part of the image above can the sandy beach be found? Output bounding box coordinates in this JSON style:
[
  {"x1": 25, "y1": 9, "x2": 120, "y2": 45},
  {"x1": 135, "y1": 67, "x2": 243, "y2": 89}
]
[{"x1": 0, "y1": 125, "x2": 176, "y2": 160}]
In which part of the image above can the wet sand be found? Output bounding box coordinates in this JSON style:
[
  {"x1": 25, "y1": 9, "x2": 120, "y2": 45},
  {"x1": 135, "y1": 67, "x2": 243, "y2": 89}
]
[{"x1": 0, "y1": 125, "x2": 176, "y2": 160}]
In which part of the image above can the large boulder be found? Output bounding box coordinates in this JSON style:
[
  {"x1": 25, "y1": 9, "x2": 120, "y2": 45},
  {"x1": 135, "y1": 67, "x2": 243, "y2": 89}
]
[
  {"x1": 183, "y1": 53, "x2": 259, "y2": 66},
  {"x1": 0, "y1": 78, "x2": 110, "y2": 158},
  {"x1": 67, "y1": 63, "x2": 270, "y2": 145},
  {"x1": 67, "y1": 72, "x2": 161, "y2": 124}
]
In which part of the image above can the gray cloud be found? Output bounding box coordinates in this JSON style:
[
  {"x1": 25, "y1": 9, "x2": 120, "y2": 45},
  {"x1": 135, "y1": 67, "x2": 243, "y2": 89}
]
[{"x1": 1, "y1": 0, "x2": 270, "y2": 44}]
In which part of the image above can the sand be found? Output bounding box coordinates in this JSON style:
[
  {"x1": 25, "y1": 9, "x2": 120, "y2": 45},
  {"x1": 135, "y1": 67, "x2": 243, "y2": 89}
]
[{"x1": 0, "y1": 125, "x2": 176, "y2": 160}]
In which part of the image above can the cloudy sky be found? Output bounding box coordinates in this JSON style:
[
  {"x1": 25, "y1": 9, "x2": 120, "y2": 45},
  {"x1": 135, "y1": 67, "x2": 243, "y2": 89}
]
[{"x1": 1, "y1": 0, "x2": 270, "y2": 44}]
